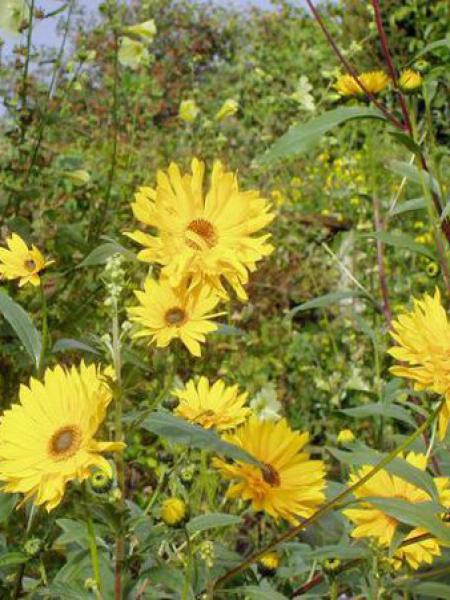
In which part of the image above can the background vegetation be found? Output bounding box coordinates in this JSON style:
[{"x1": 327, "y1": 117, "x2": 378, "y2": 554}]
[{"x1": 0, "y1": 0, "x2": 449, "y2": 598}]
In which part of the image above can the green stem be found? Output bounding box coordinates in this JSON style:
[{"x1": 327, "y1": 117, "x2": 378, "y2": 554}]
[
  {"x1": 19, "y1": 0, "x2": 35, "y2": 144},
  {"x1": 12, "y1": 506, "x2": 35, "y2": 599},
  {"x1": 112, "y1": 297, "x2": 125, "y2": 600},
  {"x1": 37, "y1": 280, "x2": 48, "y2": 378},
  {"x1": 182, "y1": 527, "x2": 193, "y2": 600},
  {"x1": 85, "y1": 489, "x2": 103, "y2": 597},
  {"x1": 89, "y1": 24, "x2": 120, "y2": 241},
  {"x1": 209, "y1": 400, "x2": 444, "y2": 595}
]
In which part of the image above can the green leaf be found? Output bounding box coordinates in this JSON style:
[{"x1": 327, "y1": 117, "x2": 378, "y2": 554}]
[
  {"x1": 0, "y1": 493, "x2": 17, "y2": 523},
  {"x1": 77, "y1": 239, "x2": 134, "y2": 268},
  {"x1": 391, "y1": 197, "x2": 426, "y2": 216},
  {"x1": 305, "y1": 544, "x2": 369, "y2": 561},
  {"x1": 440, "y1": 198, "x2": 450, "y2": 221},
  {"x1": 290, "y1": 291, "x2": 367, "y2": 315},
  {"x1": 399, "y1": 583, "x2": 450, "y2": 598},
  {"x1": 257, "y1": 107, "x2": 385, "y2": 164},
  {"x1": 329, "y1": 445, "x2": 439, "y2": 501},
  {"x1": 52, "y1": 338, "x2": 100, "y2": 356},
  {"x1": 388, "y1": 132, "x2": 422, "y2": 156},
  {"x1": 0, "y1": 551, "x2": 28, "y2": 568},
  {"x1": 141, "y1": 412, "x2": 263, "y2": 467},
  {"x1": 387, "y1": 160, "x2": 440, "y2": 195},
  {"x1": 215, "y1": 324, "x2": 245, "y2": 336},
  {"x1": 0, "y1": 290, "x2": 42, "y2": 368},
  {"x1": 361, "y1": 231, "x2": 435, "y2": 260},
  {"x1": 360, "y1": 497, "x2": 450, "y2": 544},
  {"x1": 340, "y1": 402, "x2": 416, "y2": 427},
  {"x1": 231, "y1": 585, "x2": 289, "y2": 600},
  {"x1": 413, "y1": 37, "x2": 450, "y2": 61},
  {"x1": 186, "y1": 513, "x2": 242, "y2": 535}
]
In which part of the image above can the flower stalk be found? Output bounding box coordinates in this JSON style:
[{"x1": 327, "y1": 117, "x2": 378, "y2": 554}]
[
  {"x1": 209, "y1": 399, "x2": 444, "y2": 595},
  {"x1": 37, "y1": 280, "x2": 49, "y2": 378}
]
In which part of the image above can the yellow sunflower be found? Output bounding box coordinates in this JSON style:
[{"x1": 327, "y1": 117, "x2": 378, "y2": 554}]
[
  {"x1": 343, "y1": 452, "x2": 450, "y2": 570},
  {"x1": 0, "y1": 363, "x2": 124, "y2": 511},
  {"x1": 125, "y1": 158, "x2": 274, "y2": 301},
  {"x1": 174, "y1": 376, "x2": 250, "y2": 431},
  {"x1": 212, "y1": 417, "x2": 326, "y2": 523},
  {"x1": 334, "y1": 70, "x2": 389, "y2": 97},
  {"x1": 127, "y1": 277, "x2": 222, "y2": 357},
  {"x1": 0, "y1": 233, "x2": 54, "y2": 287},
  {"x1": 388, "y1": 288, "x2": 450, "y2": 440}
]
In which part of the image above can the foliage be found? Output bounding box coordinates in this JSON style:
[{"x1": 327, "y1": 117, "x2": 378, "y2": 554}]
[{"x1": 0, "y1": 0, "x2": 449, "y2": 598}]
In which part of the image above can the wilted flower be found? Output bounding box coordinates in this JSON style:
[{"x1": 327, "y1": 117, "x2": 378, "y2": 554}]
[
  {"x1": 250, "y1": 383, "x2": 282, "y2": 421},
  {"x1": 215, "y1": 98, "x2": 238, "y2": 120},
  {"x1": 118, "y1": 37, "x2": 149, "y2": 70},
  {"x1": 0, "y1": 0, "x2": 25, "y2": 36},
  {"x1": 179, "y1": 99, "x2": 200, "y2": 123},
  {"x1": 63, "y1": 169, "x2": 91, "y2": 186},
  {"x1": 291, "y1": 76, "x2": 316, "y2": 111},
  {"x1": 124, "y1": 19, "x2": 157, "y2": 42}
]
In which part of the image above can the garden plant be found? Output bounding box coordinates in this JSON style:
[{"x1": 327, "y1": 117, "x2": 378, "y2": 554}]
[{"x1": 0, "y1": 0, "x2": 449, "y2": 598}]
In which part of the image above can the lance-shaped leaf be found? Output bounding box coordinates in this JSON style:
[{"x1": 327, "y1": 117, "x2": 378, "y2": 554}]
[
  {"x1": 257, "y1": 106, "x2": 385, "y2": 165},
  {"x1": 329, "y1": 445, "x2": 439, "y2": 501},
  {"x1": 0, "y1": 290, "x2": 42, "y2": 368},
  {"x1": 141, "y1": 412, "x2": 263, "y2": 467}
]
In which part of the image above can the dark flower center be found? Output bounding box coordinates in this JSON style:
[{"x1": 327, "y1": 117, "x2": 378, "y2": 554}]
[
  {"x1": 261, "y1": 463, "x2": 280, "y2": 487},
  {"x1": 24, "y1": 259, "x2": 37, "y2": 272},
  {"x1": 164, "y1": 307, "x2": 187, "y2": 326},
  {"x1": 185, "y1": 218, "x2": 217, "y2": 250},
  {"x1": 49, "y1": 425, "x2": 81, "y2": 460}
]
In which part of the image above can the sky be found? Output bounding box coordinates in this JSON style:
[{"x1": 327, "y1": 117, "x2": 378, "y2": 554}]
[{"x1": 2, "y1": 0, "x2": 305, "y2": 57}]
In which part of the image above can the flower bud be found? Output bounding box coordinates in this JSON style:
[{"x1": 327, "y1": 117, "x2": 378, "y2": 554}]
[
  {"x1": 179, "y1": 99, "x2": 200, "y2": 123},
  {"x1": 257, "y1": 551, "x2": 280, "y2": 577},
  {"x1": 89, "y1": 470, "x2": 114, "y2": 494},
  {"x1": 337, "y1": 429, "x2": 355, "y2": 444},
  {"x1": 161, "y1": 497, "x2": 187, "y2": 527},
  {"x1": 398, "y1": 69, "x2": 422, "y2": 94},
  {"x1": 215, "y1": 98, "x2": 238, "y2": 121}
]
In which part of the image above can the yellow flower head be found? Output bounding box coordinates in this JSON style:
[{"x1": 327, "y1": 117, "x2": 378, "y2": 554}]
[
  {"x1": 0, "y1": 233, "x2": 54, "y2": 287},
  {"x1": 127, "y1": 278, "x2": 222, "y2": 357},
  {"x1": 118, "y1": 37, "x2": 149, "y2": 70},
  {"x1": 124, "y1": 19, "x2": 157, "y2": 42},
  {"x1": 179, "y1": 99, "x2": 200, "y2": 123},
  {"x1": 161, "y1": 497, "x2": 187, "y2": 526},
  {"x1": 126, "y1": 159, "x2": 274, "y2": 301},
  {"x1": 398, "y1": 69, "x2": 422, "y2": 93},
  {"x1": 215, "y1": 98, "x2": 239, "y2": 121},
  {"x1": 0, "y1": 363, "x2": 124, "y2": 511},
  {"x1": 174, "y1": 376, "x2": 250, "y2": 431},
  {"x1": 343, "y1": 452, "x2": 450, "y2": 570},
  {"x1": 0, "y1": 0, "x2": 25, "y2": 36},
  {"x1": 213, "y1": 417, "x2": 326, "y2": 523},
  {"x1": 337, "y1": 428, "x2": 355, "y2": 444},
  {"x1": 388, "y1": 288, "x2": 450, "y2": 440},
  {"x1": 334, "y1": 70, "x2": 389, "y2": 97},
  {"x1": 257, "y1": 551, "x2": 280, "y2": 576}
]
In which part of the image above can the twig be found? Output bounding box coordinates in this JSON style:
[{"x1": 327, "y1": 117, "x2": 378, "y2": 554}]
[
  {"x1": 208, "y1": 401, "x2": 443, "y2": 595},
  {"x1": 19, "y1": 0, "x2": 35, "y2": 144},
  {"x1": 304, "y1": 0, "x2": 403, "y2": 130}
]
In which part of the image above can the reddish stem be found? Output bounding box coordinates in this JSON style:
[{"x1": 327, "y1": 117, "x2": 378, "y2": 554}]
[
  {"x1": 371, "y1": 0, "x2": 413, "y2": 136},
  {"x1": 304, "y1": 0, "x2": 403, "y2": 130}
]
